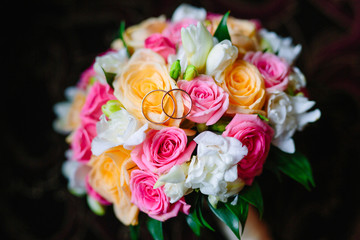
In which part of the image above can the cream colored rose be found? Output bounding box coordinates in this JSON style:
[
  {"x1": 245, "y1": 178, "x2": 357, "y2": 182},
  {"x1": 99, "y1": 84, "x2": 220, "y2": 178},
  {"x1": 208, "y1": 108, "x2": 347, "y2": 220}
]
[
  {"x1": 87, "y1": 146, "x2": 139, "y2": 225},
  {"x1": 66, "y1": 90, "x2": 86, "y2": 130},
  {"x1": 113, "y1": 49, "x2": 184, "y2": 129},
  {"x1": 53, "y1": 87, "x2": 86, "y2": 134},
  {"x1": 111, "y1": 16, "x2": 168, "y2": 53},
  {"x1": 210, "y1": 17, "x2": 260, "y2": 57},
  {"x1": 219, "y1": 60, "x2": 266, "y2": 114}
]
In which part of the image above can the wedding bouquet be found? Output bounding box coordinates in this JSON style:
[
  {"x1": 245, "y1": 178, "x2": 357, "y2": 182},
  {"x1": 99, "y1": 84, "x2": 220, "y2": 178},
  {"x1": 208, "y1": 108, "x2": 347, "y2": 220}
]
[{"x1": 54, "y1": 4, "x2": 321, "y2": 239}]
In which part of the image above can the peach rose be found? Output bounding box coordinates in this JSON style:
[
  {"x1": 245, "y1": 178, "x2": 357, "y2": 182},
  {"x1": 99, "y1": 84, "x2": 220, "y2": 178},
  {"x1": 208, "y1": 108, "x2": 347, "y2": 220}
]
[
  {"x1": 53, "y1": 87, "x2": 87, "y2": 134},
  {"x1": 112, "y1": 16, "x2": 168, "y2": 54},
  {"x1": 66, "y1": 90, "x2": 86, "y2": 131},
  {"x1": 209, "y1": 16, "x2": 260, "y2": 57},
  {"x1": 87, "y1": 146, "x2": 139, "y2": 226},
  {"x1": 219, "y1": 60, "x2": 266, "y2": 115},
  {"x1": 113, "y1": 49, "x2": 184, "y2": 129}
]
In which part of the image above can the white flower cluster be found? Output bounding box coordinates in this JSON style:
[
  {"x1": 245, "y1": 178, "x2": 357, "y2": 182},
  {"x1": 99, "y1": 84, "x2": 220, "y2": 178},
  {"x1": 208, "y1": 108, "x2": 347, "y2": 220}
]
[
  {"x1": 155, "y1": 131, "x2": 248, "y2": 206},
  {"x1": 267, "y1": 91, "x2": 321, "y2": 153},
  {"x1": 259, "y1": 29, "x2": 302, "y2": 64},
  {"x1": 91, "y1": 109, "x2": 148, "y2": 155}
]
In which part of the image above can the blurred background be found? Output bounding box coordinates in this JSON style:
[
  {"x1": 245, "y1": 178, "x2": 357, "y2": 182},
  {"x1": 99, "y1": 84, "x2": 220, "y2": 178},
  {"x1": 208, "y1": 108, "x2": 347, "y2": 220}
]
[{"x1": 3, "y1": 0, "x2": 360, "y2": 239}]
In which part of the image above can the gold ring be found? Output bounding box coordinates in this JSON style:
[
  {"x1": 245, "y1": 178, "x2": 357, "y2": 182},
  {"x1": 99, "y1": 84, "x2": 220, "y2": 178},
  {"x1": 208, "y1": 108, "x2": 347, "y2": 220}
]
[
  {"x1": 141, "y1": 89, "x2": 175, "y2": 124},
  {"x1": 161, "y1": 88, "x2": 192, "y2": 120}
]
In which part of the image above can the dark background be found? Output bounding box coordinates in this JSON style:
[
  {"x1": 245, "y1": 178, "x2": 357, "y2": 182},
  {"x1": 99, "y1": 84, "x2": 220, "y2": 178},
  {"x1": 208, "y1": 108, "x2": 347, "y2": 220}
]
[{"x1": 2, "y1": 0, "x2": 360, "y2": 239}]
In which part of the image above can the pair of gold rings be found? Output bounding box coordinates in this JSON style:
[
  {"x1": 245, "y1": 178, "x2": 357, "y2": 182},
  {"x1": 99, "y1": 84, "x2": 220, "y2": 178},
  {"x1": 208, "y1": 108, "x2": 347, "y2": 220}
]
[{"x1": 141, "y1": 89, "x2": 192, "y2": 124}]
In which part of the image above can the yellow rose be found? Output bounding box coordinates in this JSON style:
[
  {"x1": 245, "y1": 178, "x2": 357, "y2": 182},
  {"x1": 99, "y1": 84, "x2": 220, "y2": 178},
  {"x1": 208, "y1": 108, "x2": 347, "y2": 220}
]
[
  {"x1": 87, "y1": 146, "x2": 139, "y2": 226},
  {"x1": 113, "y1": 49, "x2": 184, "y2": 129},
  {"x1": 219, "y1": 60, "x2": 266, "y2": 115},
  {"x1": 210, "y1": 16, "x2": 260, "y2": 57},
  {"x1": 111, "y1": 16, "x2": 168, "y2": 53}
]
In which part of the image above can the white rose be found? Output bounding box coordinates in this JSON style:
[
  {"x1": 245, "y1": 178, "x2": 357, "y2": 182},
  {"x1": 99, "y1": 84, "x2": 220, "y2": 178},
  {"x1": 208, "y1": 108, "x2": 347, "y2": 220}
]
[
  {"x1": 91, "y1": 109, "x2": 148, "y2": 156},
  {"x1": 185, "y1": 131, "x2": 248, "y2": 203},
  {"x1": 93, "y1": 49, "x2": 128, "y2": 83},
  {"x1": 171, "y1": 3, "x2": 206, "y2": 22},
  {"x1": 205, "y1": 40, "x2": 238, "y2": 83},
  {"x1": 267, "y1": 91, "x2": 321, "y2": 153},
  {"x1": 259, "y1": 29, "x2": 302, "y2": 64},
  {"x1": 181, "y1": 22, "x2": 214, "y2": 72},
  {"x1": 61, "y1": 150, "x2": 91, "y2": 195}
]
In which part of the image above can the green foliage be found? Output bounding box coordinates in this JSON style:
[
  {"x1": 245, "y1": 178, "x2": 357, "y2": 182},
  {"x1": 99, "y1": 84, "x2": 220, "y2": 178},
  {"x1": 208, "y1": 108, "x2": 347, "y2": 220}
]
[
  {"x1": 213, "y1": 11, "x2": 231, "y2": 42},
  {"x1": 239, "y1": 182, "x2": 263, "y2": 219},
  {"x1": 257, "y1": 114, "x2": 269, "y2": 122},
  {"x1": 269, "y1": 147, "x2": 315, "y2": 190},
  {"x1": 207, "y1": 182, "x2": 263, "y2": 239},
  {"x1": 119, "y1": 20, "x2": 130, "y2": 57},
  {"x1": 129, "y1": 224, "x2": 140, "y2": 240},
  {"x1": 186, "y1": 212, "x2": 202, "y2": 236},
  {"x1": 101, "y1": 67, "x2": 116, "y2": 89},
  {"x1": 146, "y1": 218, "x2": 164, "y2": 240},
  {"x1": 186, "y1": 193, "x2": 215, "y2": 236},
  {"x1": 208, "y1": 200, "x2": 241, "y2": 239},
  {"x1": 225, "y1": 198, "x2": 249, "y2": 235}
]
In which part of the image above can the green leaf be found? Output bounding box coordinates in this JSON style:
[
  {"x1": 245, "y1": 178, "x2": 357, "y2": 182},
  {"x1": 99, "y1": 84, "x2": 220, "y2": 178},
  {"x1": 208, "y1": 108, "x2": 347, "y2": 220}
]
[
  {"x1": 213, "y1": 11, "x2": 231, "y2": 42},
  {"x1": 257, "y1": 114, "x2": 269, "y2": 122},
  {"x1": 129, "y1": 224, "x2": 140, "y2": 240},
  {"x1": 239, "y1": 182, "x2": 264, "y2": 219},
  {"x1": 208, "y1": 200, "x2": 241, "y2": 239},
  {"x1": 270, "y1": 147, "x2": 315, "y2": 190},
  {"x1": 86, "y1": 195, "x2": 106, "y2": 216},
  {"x1": 186, "y1": 212, "x2": 202, "y2": 236},
  {"x1": 186, "y1": 193, "x2": 215, "y2": 236},
  {"x1": 195, "y1": 194, "x2": 215, "y2": 231},
  {"x1": 119, "y1": 21, "x2": 131, "y2": 57},
  {"x1": 196, "y1": 202, "x2": 215, "y2": 232},
  {"x1": 146, "y1": 218, "x2": 164, "y2": 240},
  {"x1": 225, "y1": 198, "x2": 249, "y2": 235},
  {"x1": 101, "y1": 67, "x2": 116, "y2": 89},
  {"x1": 264, "y1": 158, "x2": 283, "y2": 182}
]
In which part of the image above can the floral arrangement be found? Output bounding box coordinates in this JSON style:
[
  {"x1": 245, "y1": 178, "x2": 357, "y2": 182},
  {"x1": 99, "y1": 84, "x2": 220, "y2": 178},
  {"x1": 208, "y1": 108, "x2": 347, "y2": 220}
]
[{"x1": 54, "y1": 4, "x2": 321, "y2": 239}]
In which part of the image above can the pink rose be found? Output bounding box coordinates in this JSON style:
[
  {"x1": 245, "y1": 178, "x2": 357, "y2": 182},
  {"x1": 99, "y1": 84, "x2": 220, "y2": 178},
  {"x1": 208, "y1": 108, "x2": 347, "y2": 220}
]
[
  {"x1": 177, "y1": 75, "x2": 229, "y2": 125},
  {"x1": 131, "y1": 127, "x2": 196, "y2": 174},
  {"x1": 144, "y1": 33, "x2": 176, "y2": 62},
  {"x1": 77, "y1": 66, "x2": 97, "y2": 90},
  {"x1": 244, "y1": 51, "x2": 290, "y2": 91},
  {"x1": 206, "y1": 12, "x2": 222, "y2": 21},
  {"x1": 250, "y1": 19, "x2": 262, "y2": 30},
  {"x1": 71, "y1": 123, "x2": 97, "y2": 162},
  {"x1": 130, "y1": 169, "x2": 190, "y2": 221},
  {"x1": 80, "y1": 82, "x2": 116, "y2": 125},
  {"x1": 85, "y1": 176, "x2": 111, "y2": 205},
  {"x1": 223, "y1": 114, "x2": 274, "y2": 185},
  {"x1": 162, "y1": 18, "x2": 198, "y2": 45}
]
